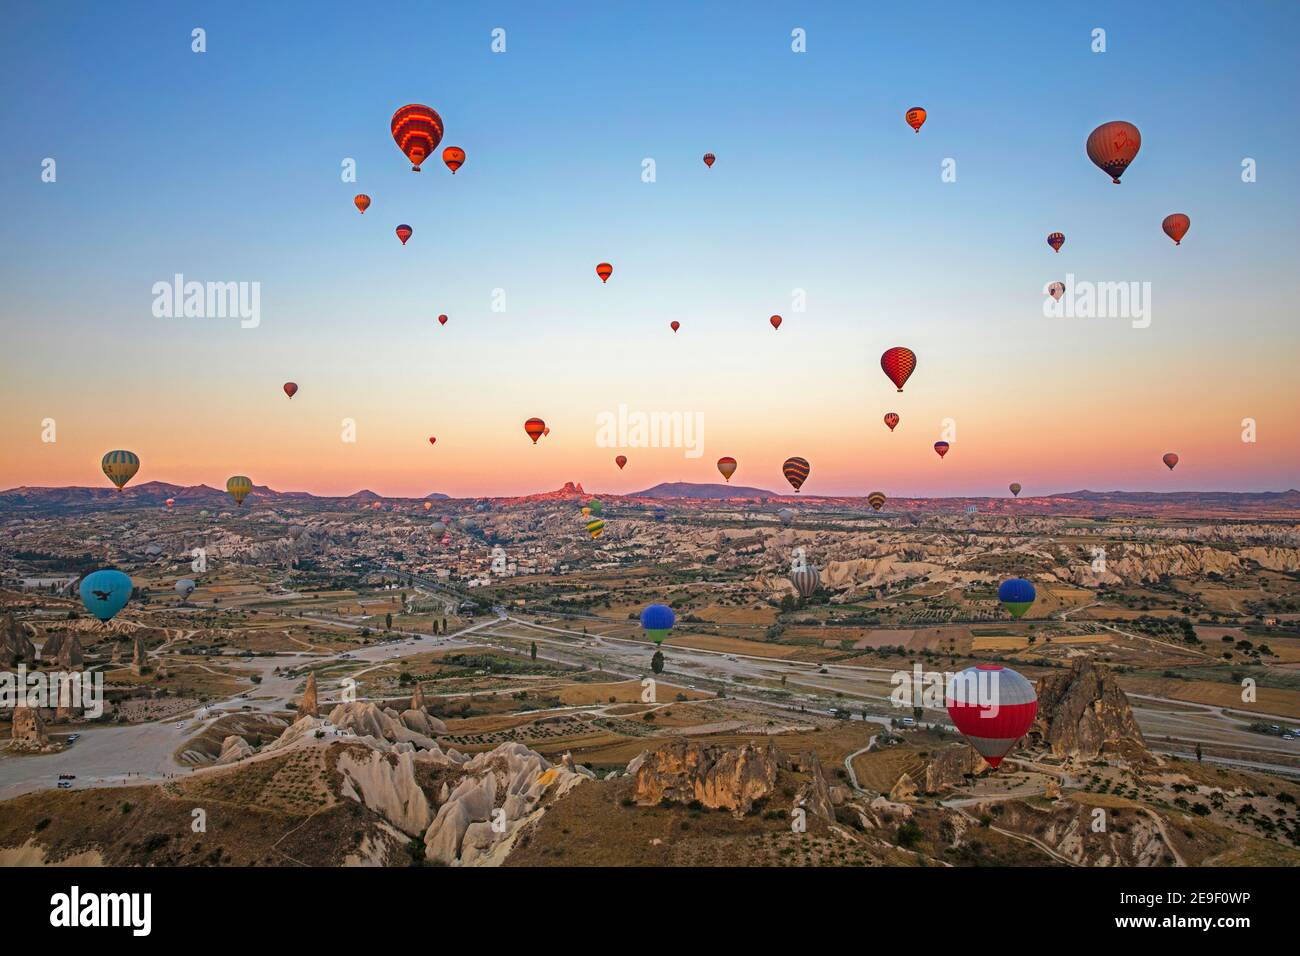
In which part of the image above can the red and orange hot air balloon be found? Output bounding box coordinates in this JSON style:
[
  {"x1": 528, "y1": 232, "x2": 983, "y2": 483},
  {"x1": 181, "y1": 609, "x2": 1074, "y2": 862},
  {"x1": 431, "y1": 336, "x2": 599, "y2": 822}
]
[
  {"x1": 1163, "y1": 452, "x2": 1179, "y2": 470},
  {"x1": 1047, "y1": 232, "x2": 1065, "y2": 253},
  {"x1": 1162, "y1": 213, "x2": 1190, "y2": 246},
  {"x1": 1086, "y1": 121, "x2": 1141, "y2": 184},
  {"x1": 428, "y1": 436, "x2": 437, "y2": 446},
  {"x1": 354, "y1": 194, "x2": 371, "y2": 214},
  {"x1": 670, "y1": 321, "x2": 680, "y2": 333},
  {"x1": 782, "y1": 456, "x2": 810, "y2": 492},
  {"x1": 442, "y1": 146, "x2": 465, "y2": 174},
  {"x1": 934, "y1": 441, "x2": 950, "y2": 459},
  {"x1": 615, "y1": 455, "x2": 627, "y2": 470},
  {"x1": 717, "y1": 456, "x2": 737, "y2": 482},
  {"x1": 283, "y1": 382, "x2": 298, "y2": 399},
  {"x1": 524, "y1": 418, "x2": 546, "y2": 444},
  {"x1": 770, "y1": 315, "x2": 782, "y2": 330},
  {"x1": 596, "y1": 262, "x2": 613, "y2": 283},
  {"x1": 391, "y1": 104, "x2": 444, "y2": 172},
  {"x1": 884, "y1": 412, "x2": 900, "y2": 432},
  {"x1": 438, "y1": 314, "x2": 448, "y2": 326},
  {"x1": 703, "y1": 153, "x2": 716, "y2": 167},
  {"x1": 881, "y1": 347, "x2": 917, "y2": 392},
  {"x1": 905, "y1": 106, "x2": 927, "y2": 133},
  {"x1": 396, "y1": 224, "x2": 413, "y2": 245}
]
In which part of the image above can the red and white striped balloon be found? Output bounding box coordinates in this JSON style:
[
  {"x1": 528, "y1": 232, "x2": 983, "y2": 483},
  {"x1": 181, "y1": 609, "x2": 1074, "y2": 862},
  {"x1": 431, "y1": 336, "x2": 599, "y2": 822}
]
[{"x1": 945, "y1": 664, "x2": 1037, "y2": 768}]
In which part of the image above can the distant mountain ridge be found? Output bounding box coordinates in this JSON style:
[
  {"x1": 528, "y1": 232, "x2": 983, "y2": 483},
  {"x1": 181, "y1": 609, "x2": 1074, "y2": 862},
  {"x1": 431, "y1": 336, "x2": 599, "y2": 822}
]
[{"x1": 628, "y1": 482, "x2": 779, "y2": 499}]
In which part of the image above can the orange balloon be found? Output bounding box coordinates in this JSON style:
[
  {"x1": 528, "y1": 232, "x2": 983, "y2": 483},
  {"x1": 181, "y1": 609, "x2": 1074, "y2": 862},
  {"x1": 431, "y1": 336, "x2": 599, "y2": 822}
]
[
  {"x1": 615, "y1": 455, "x2": 627, "y2": 469},
  {"x1": 354, "y1": 194, "x2": 371, "y2": 214},
  {"x1": 770, "y1": 315, "x2": 782, "y2": 330},
  {"x1": 670, "y1": 321, "x2": 680, "y2": 333},
  {"x1": 1086, "y1": 121, "x2": 1141, "y2": 184},
  {"x1": 1162, "y1": 213, "x2": 1190, "y2": 246},
  {"x1": 525, "y1": 418, "x2": 545, "y2": 443},
  {"x1": 596, "y1": 262, "x2": 613, "y2": 283},
  {"x1": 905, "y1": 106, "x2": 927, "y2": 133},
  {"x1": 442, "y1": 146, "x2": 465, "y2": 174}
]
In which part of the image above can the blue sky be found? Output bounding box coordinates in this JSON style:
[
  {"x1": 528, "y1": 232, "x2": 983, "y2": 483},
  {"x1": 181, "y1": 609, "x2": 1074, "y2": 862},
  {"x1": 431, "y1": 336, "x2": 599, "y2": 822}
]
[{"x1": 1, "y1": 1, "x2": 1297, "y2": 496}]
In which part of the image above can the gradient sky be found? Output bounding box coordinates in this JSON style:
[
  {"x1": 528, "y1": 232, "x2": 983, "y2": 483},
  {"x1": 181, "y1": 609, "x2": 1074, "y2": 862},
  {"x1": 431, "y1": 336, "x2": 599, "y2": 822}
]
[{"x1": 2, "y1": 1, "x2": 1298, "y2": 498}]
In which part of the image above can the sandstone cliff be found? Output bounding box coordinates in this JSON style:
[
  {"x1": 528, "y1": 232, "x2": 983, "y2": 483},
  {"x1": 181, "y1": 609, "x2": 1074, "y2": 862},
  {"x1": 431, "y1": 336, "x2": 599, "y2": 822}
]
[{"x1": 1032, "y1": 659, "x2": 1146, "y2": 761}]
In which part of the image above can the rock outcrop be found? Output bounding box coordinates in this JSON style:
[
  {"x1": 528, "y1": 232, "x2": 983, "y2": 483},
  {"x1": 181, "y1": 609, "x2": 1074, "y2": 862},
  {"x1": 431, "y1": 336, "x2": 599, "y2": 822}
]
[
  {"x1": 337, "y1": 747, "x2": 433, "y2": 836},
  {"x1": 0, "y1": 613, "x2": 36, "y2": 667},
  {"x1": 41, "y1": 632, "x2": 85, "y2": 669},
  {"x1": 1032, "y1": 658, "x2": 1146, "y2": 761},
  {"x1": 631, "y1": 739, "x2": 781, "y2": 815},
  {"x1": 411, "y1": 683, "x2": 427, "y2": 712},
  {"x1": 923, "y1": 745, "x2": 989, "y2": 793},
  {"x1": 214, "y1": 734, "x2": 255, "y2": 765},
  {"x1": 130, "y1": 633, "x2": 147, "y2": 676},
  {"x1": 299, "y1": 672, "x2": 319, "y2": 718},
  {"x1": 9, "y1": 705, "x2": 53, "y2": 752},
  {"x1": 791, "y1": 751, "x2": 835, "y2": 823}
]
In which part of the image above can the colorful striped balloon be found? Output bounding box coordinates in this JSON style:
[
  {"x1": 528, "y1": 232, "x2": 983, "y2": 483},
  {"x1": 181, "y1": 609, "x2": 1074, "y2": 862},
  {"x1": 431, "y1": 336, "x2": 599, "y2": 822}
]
[
  {"x1": 790, "y1": 565, "x2": 820, "y2": 599},
  {"x1": 226, "y1": 475, "x2": 253, "y2": 506},
  {"x1": 391, "y1": 104, "x2": 444, "y2": 171},
  {"x1": 1047, "y1": 232, "x2": 1065, "y2": 253},
  {"x1": 883, "y1": 412, "x2": 899, "y2": 432},
  {"x1": 101, "y1": 450, "x2": 140, "y2": 491},
  {"x1": 717, "y1": 456, "x2": 737, "y2": 481},
  {"x1": 867, "y1": 491, "x2": 886, "y2": 511},
  {"x1": 442, "y1": 146, "x2": 465, "y2": 174},
  {"x1": 945, "y1": 664, "x2": 1038, "y2": 768},
  {"x1": 524, "y1": 418, "x2": 546, "y2": 443},
  {"x1": 395, "y1": 224, "x2": 413, "y2": 245},
  {"x1": 1162, "y1": 213, "x2": 1190, "y2": 245},
  {"x1": 596, "y1": 262, "x2": 613, "y2": 283},
  {"x1": 782, "y1": 456, "x2": 810, "y2": 492},
  {"x1": 934, "y1": 441, "x2": 950, "y2": 458}
]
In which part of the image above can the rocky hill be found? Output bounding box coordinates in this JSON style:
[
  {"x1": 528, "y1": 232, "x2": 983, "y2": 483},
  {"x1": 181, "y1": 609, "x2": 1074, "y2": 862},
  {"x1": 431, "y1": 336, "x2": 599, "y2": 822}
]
[{"x1": 1031, "y1": 659, "x2": 1147, "y2": 762}]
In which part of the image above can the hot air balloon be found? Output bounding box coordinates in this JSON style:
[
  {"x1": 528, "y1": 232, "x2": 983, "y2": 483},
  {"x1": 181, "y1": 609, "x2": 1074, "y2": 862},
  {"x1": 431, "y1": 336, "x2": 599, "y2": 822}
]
[
  {"x1": 934, "y1": 441, "x2": 950, "y2": 459},
  {"x1": 770, "y1": 315, "x2": 782, "y2": 330},
  {"x1": 391, "y1": 104, "x2": 444, "y2": 171},
  {"x1": 423, "y1": 501, "x2": 433, "y2": 511},
  {"x1": 867, "y1": 491, "x2": 886, "y2": 511},
  {"x1": 703, "y1": 153, "x2": 716, "y2": 167},
  {"x1": 1047, "y1": 281, "x2": 1065, "y2": 301},
  {"x1": 543, "y1": 427, "x2": 551, "y2": 436},
  {"x1": 1162, "y1": 213, "x2": 1190, "y2": 246},
  {"x1": 165, "y1": 498, "x2": 175, "y2": 509},
  {"x1": 175, "y1": 578, "x2": 196, "y2": 600},
  {"x1": 1086, "y1": 121, "x2": 1141, "y2": 184},
  {"x1": 717, "y1": 457, "x2": 738, "y2": 482},
  {"x1": 438, "y1": 314, "x2": 448, "y2": 326},
  {"x1": 778, "y1": 508, "x2": 795, "y2": 525},
  {"x1": 283, "y1": 382, "x2": 298, "y2": 399},
  {"x1": 396, "y1": 224, "x2": 413, "y2": 245},
  {"x1": 596, "y1": 262, "x2": 613, "y2": 283},
  {"x1": 653, "y1": 505, "x2": 667, "y2": 522},
  {"x1": 945, "y1": 664, "x2": 1038, "y2": 768},
  {"x1": 905, "y1": 106, "x2": 927, "y2": 133},
  {"x1": 790, "y1": 565, "x2": 820, "y2": 600},
  {"x1": 226, "y1": 475, "x2": 253, "y2": 506},
  {"x1": 880, "y1": 347, "x2": 917, "y2": 392},
  {"x1": 524, "y1": 418, "x2": 546, "y2": 443},
  {"x1": 80, "y1": 569, "x2": 132, "y2": 622},
  {"x1": 640, "y1": 603, "x2": 676, "y2": 645},
  {"x1": 431, "y1": 521, "x2": 447, "y2": 534},
  {"x1": 670, "y1": 321, "x2": 680, "y2": 333},
  {"x1": 101, "y1": 450, "x2": 140, "y2": 491},
  {"x1": 1009, "y1": 483, "x2": 1022, "y2": 497},
  {"x1": 442, "y1": 146, "x2": 465, "y2": 174},
  {"x1": 1047, "y1": 232, "x2": 1065, "y2": 253},
  {"x1": 585, "y1": 518, "x2": 606, "y2": 539},
  {"x1": 428, "y1": 436, "x2": 436, "y2": 445},
  {"x1": 354, "y1": 194, "x2": 371, "y2": 214},
  {"x1": 1163, "y1": 452, "x2": 1179, "y2": 470},
  {"x1": 615, "y1": 455, "x2": 627, "y2": 469},
  {"x1": 783, "y1": 456, "x2": 810, "y2": 492},
  {"x1": 884, "y1": 412, "x2": 900, "y2": 432},
  {"x1": 998, "y1": 578, "x2": 1036, "y2": 618}
]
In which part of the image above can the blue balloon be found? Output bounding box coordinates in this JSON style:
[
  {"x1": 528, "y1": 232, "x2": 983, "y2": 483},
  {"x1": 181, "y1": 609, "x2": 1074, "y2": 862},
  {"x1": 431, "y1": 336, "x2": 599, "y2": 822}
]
[
  {"x1": 80, "y1": 569, "x2": 133, "y2": 622},
  {"x1": 640, "y1": 603, "x2": 676, "y2": 632},
  {"x1": 997, "y1": 577, "x2": 1037, "y2": 618}
]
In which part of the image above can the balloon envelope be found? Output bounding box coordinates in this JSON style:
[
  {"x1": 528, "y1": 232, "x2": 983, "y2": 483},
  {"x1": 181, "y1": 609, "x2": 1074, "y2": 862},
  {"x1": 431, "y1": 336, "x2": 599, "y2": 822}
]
[
  {"x1": 1086, "y1": 121, "x2": 1141, "y2": 184},
  {"x1": 945, "y1": 664, "x2": 1038, "y2": 768},
  {"x1": 717, "y1": 456, "x2": 737, "y2": 481},
  {"x1": 596, "y1": 262, "x2": 613, "y2": 283},
  {"x1": 354, "y1": 194, "x2": 370, "y2": 213},
  {"x1": 391, "y1": 104, "x2": 444, "y2": 171},
  {"x1": 703, "y1": 153, "x2": 716, "y2": 167},
  {"x1": 102, "y1": 450, "x2": 140, "y2": 491},
  {"x1": 1009, "y1": 483, "x2": 1022, "y2": 497},
  {"x1": 524, "y1": 418, "x2": 546, "y2": 443},
  {"x1": 1162, "y1": 213, "x2": 1190, "y2": 245},
  {"x1": 782, "y1": 456, "x2": 810, "y2": 492},
  {"x1": 778, "y1": 508, "x2": 795, "y2": 525},
  {"x1": 1163, "y1": 452, "x2": 1179, "y2": 470},
  {"x1": 442, "y1": 146, "x2": 465, "y2": 173},
  {"x1": 770, "y1": 315, "x2": 782, "y2": 330},
  {"x1": 640, "y1": 603, "x2": 676, "y2": 644},
  {"x1": 175, "y1": 578, "x2": 195, "y2": 599},
  {"x1": 1047, "y1": 232, "x2": 1065, "y2": 253},
  {"x1": 790, "y1": 566, "x2": 820, "y2": 599},
  {"x1": 615, "y1": 455, "x2": 627, "y2": 469},
  {"x1": 884, "y1": 412, "x2": 900, "y2": 432},
  {"x1": 934, "y1": 441, "x2": 950, "y2": 458},
  {"x1": 283, "y1": 382, "x2": 298, "y2": 399},
  {"x1": 867, "y1": 491, "x2": 886, "y2": 511},
  {"x1": 80, "y1": 569, "x2": 132, "y2": 621},
  {"x1": 396, "y1": 224, "x2": 413, "y2": 245},
  {"x1": 1048, "y1": 281, "x2": 1065, "y2": 301},
  {"x1": 226, "y1": 475, "x2": 253, "y2": 506},
  {"x1": 905, "y1": 106, "x2": 927, "y2": 132},
  {"x1": 998, "y1": 578, "x2": 1037, "y2": 618},
  {"x1": 881, "y1": 347, "x2": 917, "y2": 392},
  {"x1": 438, "y1": 314, "x2": 448, "y2": 325}
]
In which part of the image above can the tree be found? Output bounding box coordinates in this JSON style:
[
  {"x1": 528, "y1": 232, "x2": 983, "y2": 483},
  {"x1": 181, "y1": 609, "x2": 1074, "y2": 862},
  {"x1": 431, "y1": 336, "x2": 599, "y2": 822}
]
[
  {"x1": 651, "y1": 651, "x2": 664, "y2": 675},
  {"x1": 530, "y1": 641, "x2": 538, "y2": 661},
  {"x1": 1195, "y1": 742, "x2": 1203, "y2": 763},
  {"x1": 385, "y1": 612, "x2": 393, "y2": 630}
]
